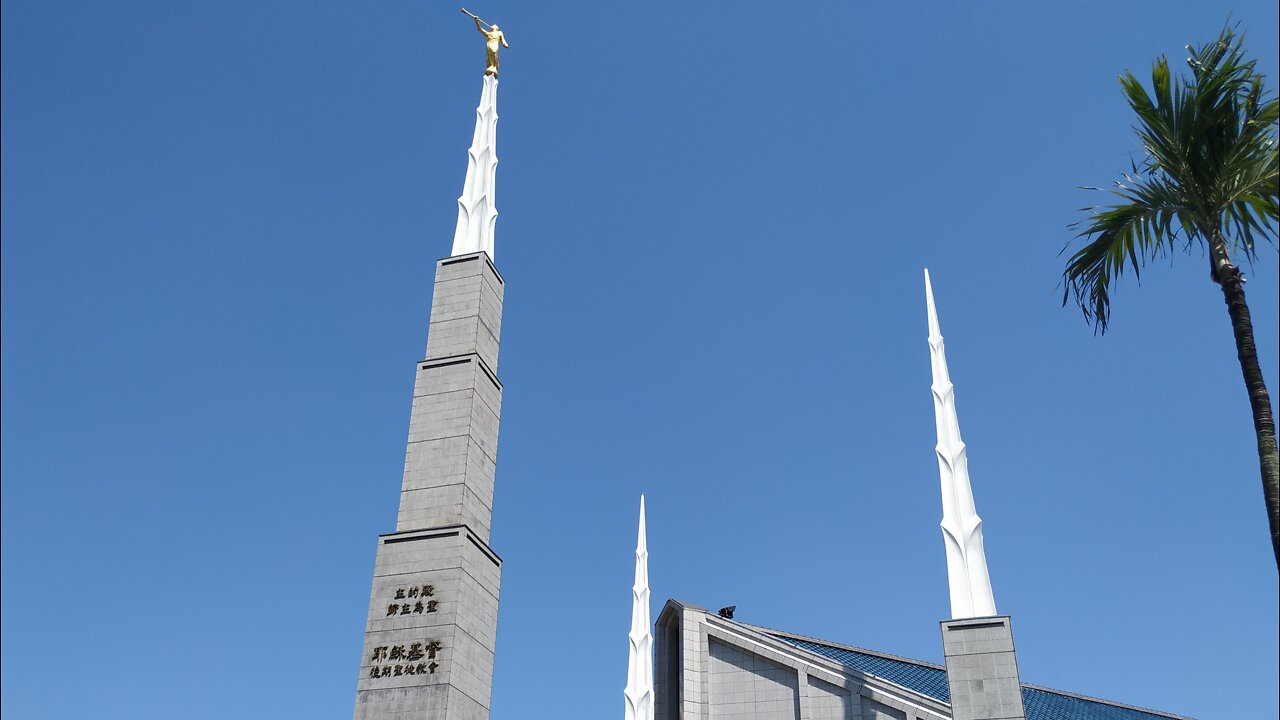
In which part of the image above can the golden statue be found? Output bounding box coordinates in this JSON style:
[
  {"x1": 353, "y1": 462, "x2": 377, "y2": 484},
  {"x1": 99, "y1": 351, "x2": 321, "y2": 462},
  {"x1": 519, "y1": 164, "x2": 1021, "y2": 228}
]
[{"x1": 461, "y1": 9, "x2": 509, "y2": 76}]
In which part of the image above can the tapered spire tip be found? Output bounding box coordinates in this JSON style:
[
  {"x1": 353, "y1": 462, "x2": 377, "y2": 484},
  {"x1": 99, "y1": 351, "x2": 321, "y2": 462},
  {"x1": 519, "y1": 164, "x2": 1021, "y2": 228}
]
[
  {"x1": 452, "y1": 75, "x2": 500, "y2": 260},
  {"x1": 925, "y1": 272, "x2": 997, "y2": 619},
  {"x1": 625, "y1": 495, "x2": 654, "y2": 720},
  {"x1": 924, "y1": 268, "x2": 941, "y2": 341}
]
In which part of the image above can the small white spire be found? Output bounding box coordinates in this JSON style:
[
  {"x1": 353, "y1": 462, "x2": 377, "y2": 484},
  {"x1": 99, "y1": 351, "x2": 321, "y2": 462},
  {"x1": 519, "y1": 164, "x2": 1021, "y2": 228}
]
[
  {"x1": 926, "y1": 270, "x2": 998, "y2": 619},
  {"x1": 451, "y1": 75, "x2": 500, "y2": 260},
  {"x1": 624, "y1": 496, "x2": 654, "y2": 720}
]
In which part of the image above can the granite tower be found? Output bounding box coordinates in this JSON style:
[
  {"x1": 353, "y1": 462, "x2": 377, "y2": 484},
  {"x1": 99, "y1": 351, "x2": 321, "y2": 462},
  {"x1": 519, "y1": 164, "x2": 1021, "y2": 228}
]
[{"x1": 352, "y1": 59, "x2": 508, "y2": 719}]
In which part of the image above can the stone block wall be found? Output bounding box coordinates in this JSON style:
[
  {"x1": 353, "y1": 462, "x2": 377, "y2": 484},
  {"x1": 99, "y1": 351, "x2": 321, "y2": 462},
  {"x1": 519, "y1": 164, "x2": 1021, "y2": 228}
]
[
  {"x1": 354, "y1": 252, "x2": 506, "y2": 720},
  {"x1": 708, "y1": 639, "x2": 801, "y2": 720},
  {"x1": 940, "y1": 617, "x2": 1025, "y2": 720}
]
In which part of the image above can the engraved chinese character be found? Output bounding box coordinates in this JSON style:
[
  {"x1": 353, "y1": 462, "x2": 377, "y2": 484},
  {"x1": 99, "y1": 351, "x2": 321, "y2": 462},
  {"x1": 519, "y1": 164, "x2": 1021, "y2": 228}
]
[
  {"x1": 407, "y1": 642, "x2": 425, "y2": 661},
  {"x1": 407, "y1": 586, "x2": 420, "y2": 598},
  {"x1": 428, "y1": 661, "x2": 439, "y2": 674},
  {"x1": 393, "y1": 664, "x2": 404, "y2": 676},
  {"x1": 368, "y1": 666, "x2": 380, "y2": 679},
  {"x1": 380, "y1": 666, "x2": 392, "y2": 678},
  {"x1": 426, "y1": 600, "x2": 439, "y2": 613},
  {"x1": 421, "y1": 584, "x2": 434, "y2": 597},
  {"x1": 395, "y1": 588, "x2": 406, "y2": 599},
  {"x1": 371, "y1": 646, "x2": 389, "y2": 662},
  {"x1": 413, "y1": 601, "x2": 424, "y2": 614},
  {"x1": 386, "y1": 604, "x2": 399, "y2": 616},
  {"x1": 389, "y1": 645, "x2": 406, "y2": 661},
  {"x1": 404, "y1": 664, "x2": 417, "y2": 675},
  {"x1": 415, "y1": 662, "x2": 428, "y2": 675},
  {"x1": 400, "y1": 604, "x2": 412, "y2": 615},
  {"x1": 426, "y1": 640, "x2": 443, "y2": 659}
]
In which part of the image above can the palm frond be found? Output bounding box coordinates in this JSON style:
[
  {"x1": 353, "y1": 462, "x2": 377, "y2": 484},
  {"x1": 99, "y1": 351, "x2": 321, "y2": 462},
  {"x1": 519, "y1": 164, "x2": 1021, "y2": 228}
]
[
  {"x1": 1065, "y1": 26, "x2": 1280, "y2": 332},
  {"x1": 1064, "y1": 176, "x2": 1190, "y2": 332}
]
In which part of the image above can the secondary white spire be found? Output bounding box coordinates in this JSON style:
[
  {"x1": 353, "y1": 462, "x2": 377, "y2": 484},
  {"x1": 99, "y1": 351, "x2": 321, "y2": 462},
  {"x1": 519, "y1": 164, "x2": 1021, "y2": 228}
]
[
  {"x1": 451, "y1": 74, "x2": 500, "y2": 260},
  {"x1": 926, "y1": 270, "x2": 998, "y2": 619},
  {"x1": 624, "y1": 496, "x2": 654, "y2": 720}
]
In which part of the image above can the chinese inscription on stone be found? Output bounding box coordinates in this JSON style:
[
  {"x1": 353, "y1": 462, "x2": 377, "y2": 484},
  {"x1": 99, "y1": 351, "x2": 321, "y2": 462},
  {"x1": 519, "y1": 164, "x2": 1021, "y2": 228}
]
[
  {"x1": 368, "y1": 640, "x2": 443, "y2": 678},
  {"x1": 386, "y1": 584, "x2": 440, "y2": 617},
  {"x1": 369, "y1": 583, "x2": 444, "y2": 680}
]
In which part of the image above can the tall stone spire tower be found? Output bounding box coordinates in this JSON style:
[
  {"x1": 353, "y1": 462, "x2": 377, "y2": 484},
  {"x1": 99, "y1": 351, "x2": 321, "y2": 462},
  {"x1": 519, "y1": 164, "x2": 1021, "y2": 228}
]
[
  {"x1": 624, "y1": 496, "x2": 654, "y2": 720},
  {"x1": 352, "y1": 56, "x2": 508, "y2": 719},
  {"x1": 925, "y1": 270, "x2": 1025, "y2": 720}
]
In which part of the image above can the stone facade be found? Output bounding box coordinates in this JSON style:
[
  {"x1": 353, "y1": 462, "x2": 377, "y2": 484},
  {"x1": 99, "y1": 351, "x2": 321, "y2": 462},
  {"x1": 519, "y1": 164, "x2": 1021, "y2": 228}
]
[
  {"x1": 940, "y1": 617, "x2": 1025, "y2": 720},
  {"x1": 709, "y1": 639, "x2": 800, "y2": 719},
  {"x1": 655, "y1": 600, "x2": 952, "y2": 720},
  {"x1": 653, "y1": 601, "x2": 1179, "y2": 720},
  {"x1": 655, "y1": 599, "x2": 1182, "y2": 717},
  {"x1": 353, "y1": 252, "x2": 506, "y2": 720}
]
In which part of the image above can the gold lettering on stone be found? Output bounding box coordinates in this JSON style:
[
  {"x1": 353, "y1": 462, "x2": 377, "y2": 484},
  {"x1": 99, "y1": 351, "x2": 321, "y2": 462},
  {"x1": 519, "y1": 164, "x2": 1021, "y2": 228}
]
[{"x1": 368, "y1": 582, "x2": 446, "y2": 680}]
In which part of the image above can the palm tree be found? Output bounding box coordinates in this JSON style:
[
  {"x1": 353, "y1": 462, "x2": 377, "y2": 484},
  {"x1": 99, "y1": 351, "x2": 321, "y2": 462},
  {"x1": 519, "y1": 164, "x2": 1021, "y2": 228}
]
[{"x1": 1063, "y1": 27, "x2": 1280, "y2": 568}]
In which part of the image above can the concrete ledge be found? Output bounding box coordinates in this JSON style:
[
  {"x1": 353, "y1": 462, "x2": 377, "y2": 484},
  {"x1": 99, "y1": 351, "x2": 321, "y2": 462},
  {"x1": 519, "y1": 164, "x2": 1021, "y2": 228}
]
[{"x1": 381, "y1": 523, "x2": 503, "y2": 566}]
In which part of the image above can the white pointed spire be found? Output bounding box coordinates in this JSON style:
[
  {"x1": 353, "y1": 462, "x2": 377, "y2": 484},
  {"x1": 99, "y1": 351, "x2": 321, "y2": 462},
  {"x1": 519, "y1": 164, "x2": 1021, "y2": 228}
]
[
  {"x1": 624, "y1": 496, "x2": 654, "y2": 720},
  {"x1": 926, "y1": 270, "x2": 998, "y2": 619},
  {"x1": 452, "y1": 75, "x2": 500, "y2": 260}
]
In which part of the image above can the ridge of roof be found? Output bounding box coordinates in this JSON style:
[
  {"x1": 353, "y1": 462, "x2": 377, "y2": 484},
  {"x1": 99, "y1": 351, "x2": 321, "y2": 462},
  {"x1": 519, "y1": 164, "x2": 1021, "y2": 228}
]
[
  {"x1": 740, "y1": 622, "x2": 946, "y2": 672},
  {"x1": 1017, "y1": 684, "x2": 1194, "y2": 720},
  {"x1": 740, "y1": 621, "x2": 1192, "y2": 720}
]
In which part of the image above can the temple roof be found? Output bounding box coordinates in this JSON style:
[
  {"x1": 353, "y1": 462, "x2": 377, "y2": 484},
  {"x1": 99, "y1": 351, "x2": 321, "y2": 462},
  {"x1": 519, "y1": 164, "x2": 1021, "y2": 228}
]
[{"x1": 753, "y1": 627, "x2": 1191, "y2": 720}]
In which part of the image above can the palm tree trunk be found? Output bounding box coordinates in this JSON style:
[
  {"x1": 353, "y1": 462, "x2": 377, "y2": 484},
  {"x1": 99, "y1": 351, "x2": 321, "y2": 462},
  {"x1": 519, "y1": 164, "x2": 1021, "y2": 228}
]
[{"x1": 1217, "y1": 266, "x2": 1280, "y2": 569}]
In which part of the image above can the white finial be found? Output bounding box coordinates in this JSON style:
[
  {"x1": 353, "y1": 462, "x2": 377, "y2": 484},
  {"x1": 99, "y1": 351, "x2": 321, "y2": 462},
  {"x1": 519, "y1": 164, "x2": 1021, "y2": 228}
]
[
  {"x1": 926, "y1": 270, "x2": 998, "y2": 619},
  {"x1": 624, "y1": 496, "x2": 654, "y2": 720},
  {"x1": 451, "y1": 75, "x2": 500, "y2": 259}
]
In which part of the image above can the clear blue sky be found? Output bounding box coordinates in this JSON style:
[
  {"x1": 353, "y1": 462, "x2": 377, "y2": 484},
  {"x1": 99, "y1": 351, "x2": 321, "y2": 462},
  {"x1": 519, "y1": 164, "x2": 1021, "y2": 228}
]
[{"x1": 3, "y1": 2, "x2": 1277, "y2": 718}]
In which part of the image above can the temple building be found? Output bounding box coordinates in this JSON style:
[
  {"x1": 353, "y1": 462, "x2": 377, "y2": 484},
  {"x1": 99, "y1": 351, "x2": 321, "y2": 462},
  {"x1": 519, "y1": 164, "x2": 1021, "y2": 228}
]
[
  {"x1": 352, "y1": 64, "x2": 506, "y2": 720},
  {"x1": 630, "y1": 274, "x2": 1192, "y2": 720},
  {"x1": 648, "y1": 601, "x2": 1190, "y2": 720},
  {"x1": 351, "y1": 30, "x2": 1193, "y2": 720}
]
